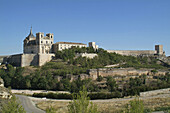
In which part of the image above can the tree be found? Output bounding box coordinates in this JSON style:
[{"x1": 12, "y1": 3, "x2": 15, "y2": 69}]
[
  {"x1": 46, "y1": 106, "x2": 55, "y2": 113},
  {"x1": 0, "y1": 95, "x2": 26, "y2": 113},
  {"x1": 106, "y1": 76, "x2": 117, "y2": 92},
  {"x1": 124, "y1": 97, "x2": 144, "y2": 113},
  {"x1": 68, "y1": 86, "x2": 98, "y2": 113}
]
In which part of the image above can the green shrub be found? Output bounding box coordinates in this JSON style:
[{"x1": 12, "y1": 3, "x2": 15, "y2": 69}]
[
  {"x1": 32, "y1": 92, "x2": 72, "y2": 99},
  {"x1": 0, "y1": 95, "x2": 26, "y2": 113},
  {"x1": 68, "y1": 86, "x2": 98, "y2": 113},
  {"x1": 88, "y1": 92, "x2": 121, "y2": 100}
]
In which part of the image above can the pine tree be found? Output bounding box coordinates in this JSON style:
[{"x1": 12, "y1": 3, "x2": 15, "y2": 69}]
[
  {"x1": 124, "y1": 97, "x2": 144, "y2": 113},
  {"x1": 68, "y1": 86, "x2": 98, "y2": 113},
  {"x1": 0, "y1": 95, "x2": 26, "y2": 113}
]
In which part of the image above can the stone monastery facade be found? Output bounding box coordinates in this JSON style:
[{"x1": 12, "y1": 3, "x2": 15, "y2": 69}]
[
  {"x1": 3, "y1": 28, "x2": 165, "y2": 67},
  {"x1": 3, "y1": 28, "x2": 98, "y2": 67},
  {"x1": 24, "y1": 28, "x2": 54, "y2": 54}
]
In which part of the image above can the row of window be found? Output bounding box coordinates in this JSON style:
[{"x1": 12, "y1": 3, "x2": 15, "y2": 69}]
[
  {"x1": 41, "y1": 35, "x2": 53, "y2": 38},
  {"x1": 41, "y1": 41, "x2": 53, "y2": 44},
  {"x1": 59, "y1": 45, "x2": 86, "y2": 50},
  {"x1": 60, "y1": 44, "x2": 85, "y2": 48}
]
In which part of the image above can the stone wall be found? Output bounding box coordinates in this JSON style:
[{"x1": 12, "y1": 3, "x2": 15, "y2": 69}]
[
  {"x1": 89, "y1": 68, "x2": 167, "y2": 78},
  {"x1": 140, "y1": 88, "x2": 170, "y2": 97},
  {"x1": 4, "y1": 53, "x2": 55, "y2": 67},
  {"x1": 107, "y1": 50, "x2": 156, "y2": 56},
  {"x1": 21, "y1": 54, "x2": 38, "y2": 67},
  {"x1": 0, "y1": 56, "x2": 9, "y2": 63},
  {"x1": 75, "y1": 53, "x2": 98, "y2": 59},
  {"x1": 5, "y1": 54, "x2": 22, "y2": 66},
  {"x1": 38, "y1": 53, "x2": 55, "y2": 66},
  {"x1": 24, "y1": 45, "x2": 39, "y2": 54}
]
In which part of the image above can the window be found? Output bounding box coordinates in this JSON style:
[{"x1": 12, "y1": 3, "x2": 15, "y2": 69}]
[
  {"x1": 41, "y1": 35, "x2": 43, "y2": 38},
  {"x1": 41, "y1": 41, "x2": 43, "y2": 43},
  {"x1": 51, "y1": 36, "x2": 52, "y2": 38},
  {"x1": 46, "y1": 41, "x2": 48, "y2": 44},
  {"x1": 51, "y1": 41, "x2": 53, "y2": 44}
]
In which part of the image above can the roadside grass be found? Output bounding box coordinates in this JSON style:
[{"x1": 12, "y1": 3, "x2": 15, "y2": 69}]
[{"x1": 35, "y1": 97, "x2": 170, "y2": 113}]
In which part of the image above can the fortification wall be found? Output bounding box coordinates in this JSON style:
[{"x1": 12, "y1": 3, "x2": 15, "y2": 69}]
[
  {"x1": 6, "y1": 54, "x2": 22, "y2": 66},
  {"x1": 0, "y1": 56, "x2": 9, "y2": 63},
  {"x1": 21, "y1": 54, "x2": 38, "y2": 67},
  {"x1": 107, "y1": 50, "x2": 156, "y2": 56},
  {"x1": 89, "y1": 68, "x2": 167, "y2": 79},
  {"x1": 4, "y1": 53, "x2": 54, "y2": 67},
  {"x1": 38, "y1": 53, "x2": 55, "y2": 66}
]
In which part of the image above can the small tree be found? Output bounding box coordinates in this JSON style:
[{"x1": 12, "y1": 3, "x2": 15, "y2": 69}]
[
  {"x1": 68, "y1": 86, "x2": 98, "y2": 113},
  {"x1": 0, "y1": 95, "x2": 26, "y2": 113},
  {"x1": 46, "y1": 106, "x2": 56, "y2": 113},
  {"x1": 124, "y1": 97, "x2": 144, "y2": 113}
]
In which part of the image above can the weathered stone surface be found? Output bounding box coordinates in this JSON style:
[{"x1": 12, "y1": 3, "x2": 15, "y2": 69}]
[
  {"x1": 75, "y1": 53, "x2": 98, "y2": 59},
  {"x1": 89, "y1": 68, "x2": 168, "y2": 79},
  {"x1": 0, "y1": 78, "x2": 4, "y2": 87},
  {"x1": 0, "y1": 78, "x2": 12, "y2": 99},
  {"x1": 107, "y1": 50, "x2": 156, "y2": 56}
]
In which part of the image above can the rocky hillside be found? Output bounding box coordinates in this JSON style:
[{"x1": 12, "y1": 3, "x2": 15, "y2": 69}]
[{"x1": 0, "y1": 77, "x2": 12, "y2": 110}]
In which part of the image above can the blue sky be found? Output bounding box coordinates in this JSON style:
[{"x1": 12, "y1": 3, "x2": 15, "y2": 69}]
[{"x1": 0, "y1": 0, "x2": 170, "y2": 56}]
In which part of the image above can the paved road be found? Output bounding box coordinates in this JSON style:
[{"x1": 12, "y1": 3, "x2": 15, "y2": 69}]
[{"x1": 16, "y1": 95, "x2": 45, "y2": 113}]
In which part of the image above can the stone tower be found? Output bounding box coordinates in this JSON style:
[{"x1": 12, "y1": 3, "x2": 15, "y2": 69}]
[
  {"x1": 155, "y1": 45, "x2": 164, "y2": 55},
  {"x1": 89, "y1": 42, "x2": 98, "y2": 50}
]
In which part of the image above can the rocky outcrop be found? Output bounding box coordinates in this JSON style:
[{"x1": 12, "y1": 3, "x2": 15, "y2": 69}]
[
  {"x1": 0, "y1": 78, "x2": 4, "y2": 87},
  {"x1": 0, "y1": 77, "x2": 12, "y2": 99}
]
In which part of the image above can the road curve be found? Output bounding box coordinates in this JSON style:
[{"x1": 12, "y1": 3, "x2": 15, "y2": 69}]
[{"x1": 16, "y1": 95, "x2": 45, "y2": 113}]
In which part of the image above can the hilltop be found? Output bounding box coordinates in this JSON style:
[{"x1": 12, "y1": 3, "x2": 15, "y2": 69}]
[{"x1": 0, "y1": 47, "x2": 169, "y2": 98}]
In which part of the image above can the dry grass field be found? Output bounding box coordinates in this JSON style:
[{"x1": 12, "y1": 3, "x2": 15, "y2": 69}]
[{"x1": 35, "y1": 95, "x2": 170, "y2": 113}]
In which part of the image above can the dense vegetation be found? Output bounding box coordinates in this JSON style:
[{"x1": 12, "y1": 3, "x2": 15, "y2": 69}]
[
  {"x1": 54, "y1": 47, "x2": 166, "y2": 69},
  {"x1": 0, "y1": 47, "x2": 169, "y2": 98},
  {"x1": 32, "y1": 91, "x2": 121, "y2": 100},
  {"x1": 0, "y1": 64, "x2": 169, "y2": 98},
  {"x1": 0, "y1": 96, "x2": 26, "y2": 113}
]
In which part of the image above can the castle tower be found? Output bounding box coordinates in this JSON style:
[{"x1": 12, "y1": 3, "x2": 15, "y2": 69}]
[
  {"x1": 89, "y1": 42, "x2": 99, "y2": 50},
  {"x1": 155, "y1": 45, "x2": 164, "y2": 55},
  {"x1": 36, "y1": 32, "x2": 54, "y2": 54},
  {"x1": 23, "y1": 27, "x2": 37, "y2": 53}
]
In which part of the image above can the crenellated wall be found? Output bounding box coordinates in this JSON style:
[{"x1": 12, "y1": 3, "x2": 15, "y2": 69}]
[{"x1": 89, "y1": 68, "x2": 168, "y2": 78}]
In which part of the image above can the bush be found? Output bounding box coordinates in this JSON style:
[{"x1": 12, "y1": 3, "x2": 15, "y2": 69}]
[
  {"x1": 68, "y1": 86, "x2": 98, "y2": 113},
  {"x1": 88, "y1": 92, "x2": 121, "y2": 100},
  {"x1": 124, "y1": 97, "x2": 144, "y2": 113},
  {"x1": 32, "y1": 92, "x2": 72, "y2": 99},
  {"x1": 0, "y1": 95, "x2": 26, "y2": 113},
  {"x1": 96, "y1": 75, "x2": 103, "y2": 82},
  {"x1": 32, "y1": 91, "x2": 122, "y2": 100}
]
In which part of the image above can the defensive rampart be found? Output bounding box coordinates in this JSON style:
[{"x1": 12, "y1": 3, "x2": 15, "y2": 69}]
[
  {"x1": 89, "y1": 68, "x2": 168, "y2": 79},
  {"x1": 3, "y1": 53, "x2": 54, "y2": 67},
  {"x1": 107, "y1": 50, "x2": 156, "y2": 56}
]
